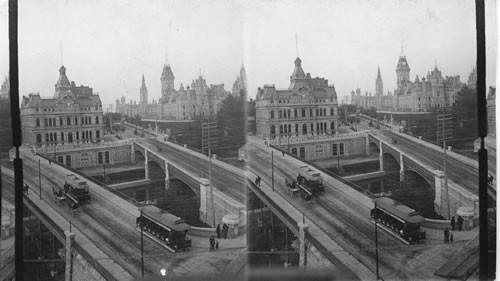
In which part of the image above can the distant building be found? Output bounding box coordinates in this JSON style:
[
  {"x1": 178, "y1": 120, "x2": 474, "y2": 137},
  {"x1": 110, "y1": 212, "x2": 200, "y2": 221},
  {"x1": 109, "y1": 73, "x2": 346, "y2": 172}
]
[
  {"x1": 467, "y1": 66, "x2": 477, "y2": 88},
  {"x1": 0, "y1": 75, "x2": 9, "y2": 100},
  {"x1": 115, "y1": 75, "x2": 159, "y2": 119},
  {"x1": 232, "y1": 64, "x2": 247, "y2": 98},
  {"x1": 255, "y1": 57, "x2": 339, "y2": 139},
  {"x1": 350, "y1": 67, "x2": 393, "y2": 111},
  {"x1": 21, "y1": 65, "x2": 105, "y2": 150},
  {"x1": 393, "y1": 52, "x2": 465, "y2": 112},
  {"x1": 159, "y1": 60, "x2": 230, "y2": 120},
  {"x1": 487, "y1": 86, "x2": 495, "y2": 138}
]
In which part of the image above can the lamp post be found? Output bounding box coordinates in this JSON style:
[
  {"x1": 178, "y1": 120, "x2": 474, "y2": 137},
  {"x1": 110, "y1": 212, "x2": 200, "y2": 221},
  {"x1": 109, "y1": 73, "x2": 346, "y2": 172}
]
[
  {"x1": 103, "y1": 163, "x2": 106, "y2": 183},
  {"x1": 140, "y1": 209, "x2": 144, "y2": 278}
]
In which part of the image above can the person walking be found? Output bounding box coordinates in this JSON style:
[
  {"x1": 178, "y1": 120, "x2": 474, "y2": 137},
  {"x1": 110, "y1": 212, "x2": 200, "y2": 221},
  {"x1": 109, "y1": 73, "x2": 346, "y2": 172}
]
[
  {"x1": 444, "y1": 228, "x2": 449, "y2": 243},
  {"x1": 457, "y1": 216, "x2": 463, "y2": 231},
  {"x1": 216, "y1": 224, "x2": 221, "y2": 239},
  {"x1": 215, "y1": 240, "x2": 219, "y2": 250},
  {"x1": 222, "y1": 224, "x2": 228, "y2": 239},
  {"x1": 450, "y1": 232, "x2": 454, "y2": 243},
  {"x1": 209, "y1": 236, "x2": 215, "y2": 251},
  {"x1": 282, "y1": 151, "x2": 285, "y2": 157},
  {"x1": 451, "y1": 216, "x2": 455, "y2": 231}
]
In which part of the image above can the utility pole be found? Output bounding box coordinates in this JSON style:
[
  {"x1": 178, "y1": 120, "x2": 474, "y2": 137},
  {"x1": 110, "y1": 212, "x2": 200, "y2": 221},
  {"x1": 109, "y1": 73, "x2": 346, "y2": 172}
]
[
  {"x1": 209, "y1": 148, "x2": 215, "y2": 227},
  {"x1": 140, "y1": 209, "x2": 144, "y2": 278},
  {"x1": 271, "y1": 151, "x2": 274, "y2": 192},
  {"x1": 442, "y1": 113, "x2": 451, "y2": 219},
  {"x1": 374, "y1": 201, "x2": 380, "y2": 280},
  {"x1": 39, "y1": 158, "x2": 42, "y2": 200},
  {"x1": 103, "y1": 163, "x2": 106, "y2": 183}
]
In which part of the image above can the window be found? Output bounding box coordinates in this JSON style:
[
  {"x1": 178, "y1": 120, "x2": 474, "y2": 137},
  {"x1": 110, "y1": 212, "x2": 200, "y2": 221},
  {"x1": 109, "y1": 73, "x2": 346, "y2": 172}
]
[
  {"x1": 49, "y1": 133, "x2": 53, "y2": 142},
  {"x1": 279, "y1": 110, "x2": 283, "y2": 118},
  {"x1": 49, "y1": 118, "x2": 52, "y2": 126},
  {"x1": 75, "y1": 117, "x2": 78, "y2": 125},
  {"x1": 332, "y1": 144, "x2": 338, "y2": 156},
  {"x1": 61, "y1": 132, "x2": 64, "y2": 142},
  {"x1": 81, "y1": 117, "x2": 84, "y2": 125},
  {"x1": 90, "y1": 131, "x2": 92, "y2": 139},
  {"x1": 76, "y1": 132, "x2": 79, "y2": 140},
  {"x1": 291, "y1": 148, "x2": 297, "y2": 156},
  {"x1": 95, "y1": 106, "x2": 98, "y2": 110},
  {"x1": 98, "y1": 152, "x2": 103, "y2": 164},
  {"x1": 60, "y1": 117, "x2": 63, "y2": 126},
  {"x1": 96, "y1": 130, "x2": 100, "y2": 139},
  {"x1": 302, "y1": 109, "x2": 306, "y2": 117},
  {"x1": 340, "y1": 143, "x2": 345, "y2": 155},
  {"x1": 279, "y1": 125, "x2": 283, "y2": 134},
  {"x1": 68, "y1": 132, "x2": 73, "y2": 143},
  {"x1": 45, "y1": 133, "x2": 49, "y2": 143},
  {"x1": 270, "y1": 125, "x2": 276, "y2": 136},
  {"x1": 44, "y1": 119, "x2": 48, "y2": 127},
  {"x1": 331, "y1": 108, "x2": 334, "y2": 115},
  {"x1": 65, "y1": 155, "x2": 71, "y2": 167},
  {"x1": 105, "y1": 151, "x2": 110, "y2": 163},
  {"x1": 96, "y1": 116, "x2": 99, "y2": 124},
  {"x1": 58, "y1": 156, "x2": 64, "y2": 163},
  {"x1": 311, "y1": 123, "x2": 314, "y2": 132},
  {"x1": 36, "y1": 119, "x2": 40, "y2": 127},
  {"x1": 310, "y1": 109, "x2": 313, "y2": 117},
  {"x1": 36, "y1": 134, "x2": 42, "y2": 144},
  {"x1": 299, "y1": 147, "x2": 305, "y2": 158},
  {"x1": 287, "y1": 109, "x2": 291, "y2": 118},
  {"x1": 302, "y1": 124, "x2": 307, "y2": 135},
  {"x1": 67, "y1": 117, "x2": 71, "y2": 126},
  {"x1": 295, "y1": 124, "x2": 299, "y2": 134},
  {"x1": 331, "y1": 122, "x2": 335, "y2": 130}
]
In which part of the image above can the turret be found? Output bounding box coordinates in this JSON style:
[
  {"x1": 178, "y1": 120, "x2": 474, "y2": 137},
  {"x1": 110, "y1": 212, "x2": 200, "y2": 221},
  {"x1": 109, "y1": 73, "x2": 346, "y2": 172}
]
[{"x1": 376, "y1": 66, "x2": 383, "y2": 97}]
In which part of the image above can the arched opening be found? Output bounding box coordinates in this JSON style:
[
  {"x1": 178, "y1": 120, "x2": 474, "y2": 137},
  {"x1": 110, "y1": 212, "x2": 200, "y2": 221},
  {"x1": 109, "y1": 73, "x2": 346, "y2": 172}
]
[
  {"x1": 134, "y1": 150, "x2": 145, "y2": 161},
  {"x1": 157, "y1": 178, "x2": 204, "y2": 226},
  {"x1": 270, "y1": 125, "x2": 276, "y2": 137},
  {"x1": 36, "y1": 134, "x2": 42, "y2": 144},
  {"x1": 369, "y1": 142, "x2": 379, "y2": 154},
  {"x1": 383, "y1": 153, "x2": 399, "y2": 173}
]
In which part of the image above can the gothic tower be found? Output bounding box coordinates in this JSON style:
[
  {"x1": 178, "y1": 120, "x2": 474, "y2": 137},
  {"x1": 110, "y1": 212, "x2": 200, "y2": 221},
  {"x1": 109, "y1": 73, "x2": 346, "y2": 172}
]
[
  {"x1": 396, "y1": 46, "x2": 410, "y2": 90},
  {"x1": 375, "y1": 66, "x2": 383, "y2": 97},
  {"x1": 140, "y1": 74, "x2": 148, "y2": 104},
  {"x1": 239, "y1": 64, "x2": 247, "y2": 90},
  {"x1": 160, "y1": 51, "x2": 175, "y2": 101}
]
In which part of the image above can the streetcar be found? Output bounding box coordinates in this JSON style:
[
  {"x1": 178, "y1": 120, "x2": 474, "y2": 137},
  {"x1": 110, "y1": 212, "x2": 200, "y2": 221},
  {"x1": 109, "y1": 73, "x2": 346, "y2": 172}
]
[
  {"x1": 370, "y1": 197, "x2": 426, "y2": 244},
  {"x1": 136, "y1": 205, "x2": 192, "y2": 252},
  {"x1": 53, "y1": 174, "x2": 91, "y2": 209},
  {"x1": 296, "y1": 166, "x2": 324, "y2": 195}
]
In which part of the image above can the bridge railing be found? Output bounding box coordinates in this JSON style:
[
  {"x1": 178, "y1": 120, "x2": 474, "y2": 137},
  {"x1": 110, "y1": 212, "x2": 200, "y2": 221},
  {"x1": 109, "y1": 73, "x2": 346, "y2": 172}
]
[
  {"x1": 269, "y1": 145, "x2": 376, "y2": 198},
  {"x1": 36, "y1": 153, "x2": 143, "y2": 206},
  {"x1": 23, "y1": 194, "x2": 123, "y2": 281},
  {"x1": 268, "y1": 131, "x2": 369, "y2": 146}
]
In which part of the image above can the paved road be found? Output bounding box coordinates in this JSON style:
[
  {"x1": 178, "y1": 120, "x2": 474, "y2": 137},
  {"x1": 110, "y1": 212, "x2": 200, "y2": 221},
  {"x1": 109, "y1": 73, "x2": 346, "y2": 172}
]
[
  {"x1": 371, "y1": 130, "x2": 479, "y2": 195},
  {"x1": 245, "y1": 135, "x2": 466, "y2": 280},
  {"x1": 9, "y1": 150, "x2": 244, "y2": 278},
  {"x1": 136, "y1": 138, "x2": 246, "y2": 203}
]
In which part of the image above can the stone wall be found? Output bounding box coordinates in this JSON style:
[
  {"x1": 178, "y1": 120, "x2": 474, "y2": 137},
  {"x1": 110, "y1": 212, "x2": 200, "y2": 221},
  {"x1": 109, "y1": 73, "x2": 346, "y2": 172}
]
[
  {"x1": 71, "y1": 249, "x2": 107, "y2": 281},
  {"x1": 287, "y1": 135, "x2": 367, "y2": 161},
  {"x1": 304, "y1": 240, "x2": 335, "y2": 269}
]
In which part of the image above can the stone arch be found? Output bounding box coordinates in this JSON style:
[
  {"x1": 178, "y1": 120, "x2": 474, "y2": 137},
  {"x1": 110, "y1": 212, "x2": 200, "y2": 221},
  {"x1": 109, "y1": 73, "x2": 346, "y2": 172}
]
[
  {"x1": 369, "y1": 142, "x2": 379, "y2": 153},
  {"x1": 134, "y1": 149, "x2": 145, "y2": 161},
  {"x1": 382, "y1": 153, "x2": 400, "y2": 172}
]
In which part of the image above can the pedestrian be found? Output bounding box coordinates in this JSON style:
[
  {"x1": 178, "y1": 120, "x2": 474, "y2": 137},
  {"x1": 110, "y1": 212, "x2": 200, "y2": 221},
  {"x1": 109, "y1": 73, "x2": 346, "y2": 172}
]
[
  {"x1": 216, "y1": 224, "x2": 221, "y2": 239},
  {"x1": 49, "y1": 159, "x2": 52, "y2": 165},
  {"x1": 450, "y1": 232, "x2": 454, "y2": 243},
  {"x1": 451, "y1": 216, "x2": 455, "y2": 231},
  {"x1": 215, "y1": 240, "x2": 219, "y2": 250},
  {"x1": 444, "y1": 228, "x2": 449, "y2": 243},
  {"x1": 282, "y1": 151, "x2": 285, "y2": 157},
  {"x1": 223, "y1": 224, "x2": 228, "y2": 239},
  {"x1": 25, "y1": 184, "x2": 29, "y2": 195},
  {"x1": 257, "y1": 176, "x2": 261, "y2": 186},
  {"x1": 255, "y1": 177, "x2": 259, "y2": 186},
  {"x1": 457, "y1": 216, "x2": 463, "y2": 231},
  {"x1": 209, "y1": 236, "x2": 215, "y2": 251}
]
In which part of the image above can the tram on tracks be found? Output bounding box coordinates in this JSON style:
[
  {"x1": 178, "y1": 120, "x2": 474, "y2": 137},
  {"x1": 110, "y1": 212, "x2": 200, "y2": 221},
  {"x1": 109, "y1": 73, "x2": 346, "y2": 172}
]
[
  {"x1": 136, "y1": 205, "x2": 192, "y2": 252},
  {"x1": 371, "y1": 197, "x2": 426, "y2": 244},
  {"x1": 52, "y1": 174, "x2": 91, "y2": 209},
  {"x1": 297, "y1": 165, "x2": 324, "y2": 194}
]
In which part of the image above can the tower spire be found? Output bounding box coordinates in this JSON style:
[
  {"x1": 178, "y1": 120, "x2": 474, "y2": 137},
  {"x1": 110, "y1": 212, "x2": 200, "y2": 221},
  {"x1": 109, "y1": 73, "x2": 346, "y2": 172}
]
[
  {"x1": 59, "y1": 41, "x2": 64, "y2": 66},
  {"x1": 400, "y1": 40, "x2": 404, "y2": 57},
  {"x1": 165, "y1": 47, "x2": 169, "y2": 65},
  {"x1": 295, "y1": 33, "x2": 299, "y2": 58}
]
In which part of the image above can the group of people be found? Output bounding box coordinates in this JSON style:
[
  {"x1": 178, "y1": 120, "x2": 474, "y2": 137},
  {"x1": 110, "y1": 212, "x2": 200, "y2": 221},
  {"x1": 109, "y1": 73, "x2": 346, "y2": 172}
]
[
  {"x1": 22, "y1": 184, "x2": 29, "y2": 194},
  {"x1": 450, "y1": 216, "x2": 465, "y2": 231},
  {"x1": 488, "y1": 174, "x2": 495, "y2": 185},
  {"x1": 255, "y1": 176, "x2": 261, "y2": 186},
  {"x1": 216, "y1": 223, "x2": 230, "y2": 239}
]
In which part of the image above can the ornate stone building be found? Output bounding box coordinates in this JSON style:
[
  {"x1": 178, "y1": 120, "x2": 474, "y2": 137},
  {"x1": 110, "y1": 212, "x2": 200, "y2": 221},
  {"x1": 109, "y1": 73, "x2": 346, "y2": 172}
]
[
  {"x1": 158, "y1": 60, "x2": 230, "y2": 120},
  {"x1": 115, "y1": 75, "x2": 159, "y2": 119},
  {"x1": 21, "y1": 65, "x2": 105, "y2": 148},
  {"x1": 255, "y1": 57, "x2": 339, "y2": 139},
  {"x1": 350, "y1": 67, "x2": 393, "y2": 111}
]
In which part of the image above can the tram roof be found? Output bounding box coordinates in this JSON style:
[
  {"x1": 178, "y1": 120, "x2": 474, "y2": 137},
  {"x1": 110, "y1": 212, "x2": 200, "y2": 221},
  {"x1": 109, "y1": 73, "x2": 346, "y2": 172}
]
[
  {"x1": 65, "y1": 174, "x2": 89, "y2": 188},
  {"x1": 298, "y1": 166, "x2": 322, "y2": 181},
  {"x1": 374, "y1": 197, "x2": 424, "y2": 224},
  {"x1": 141, "y1": 205, "x2": 191, "y2": 232}
]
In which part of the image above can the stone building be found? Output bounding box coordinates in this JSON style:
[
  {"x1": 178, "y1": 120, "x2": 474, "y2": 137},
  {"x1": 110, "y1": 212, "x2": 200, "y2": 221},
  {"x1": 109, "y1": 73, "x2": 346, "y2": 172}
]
[
  {"x1": 256, "y1": 57, "x2": 339, "y2": 139},
  {"x1": 115, "y1": 75, "x2": 159, "y2": 119},
  {"x1": 21, "y1": 65, "x2": 105, "y2": 148},
  {"x1": 159, "y1": 60, "x2": 230, "y2": 120},
  {"x1": 393, "y1": 52, "x2": 465, "y2": 112},
  {"x1": 467, "y1": 66, "x2": 477, "y2": 88},
  {"x1": 350, "y1": 67, "x2": 393, "y2": 111}
]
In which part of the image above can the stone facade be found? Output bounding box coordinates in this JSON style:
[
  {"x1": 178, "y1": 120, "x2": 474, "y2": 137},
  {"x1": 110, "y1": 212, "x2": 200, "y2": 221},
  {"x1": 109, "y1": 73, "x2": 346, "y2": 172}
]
[
  {"x1": 350, "y1": 67, "x2": 393, "y2": 111},
  {"x1": 21, "y1": 66, "x2": 105, "y2": 148},
  {"x1": 232, "y1": 64, "x2": 247, "y2": 98},
  {"x1": 256, "y1": 57, "x2": 339, "y2": 139},
  {"x1": 34, "y1": 140, "x2": 132, "y2": 169},
  {"x1": 159, "y1": 61, "x2": 233, "y2": 120}
]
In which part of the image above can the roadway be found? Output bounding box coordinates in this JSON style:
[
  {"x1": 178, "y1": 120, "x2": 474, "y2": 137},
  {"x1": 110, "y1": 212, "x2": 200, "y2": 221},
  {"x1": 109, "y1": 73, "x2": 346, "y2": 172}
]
[
  {"x1": 135, "y1": 138, "x2": 246, "y2": 203},
  {"x1": 370, "y1": 130, "x2": 479, "y2": 195},
  {"x1": 8, "y1": 148, "x2": 244, "y2": 278},
  {"x1": 245, "y1": 135, "x2": 467, "y2": 280}
]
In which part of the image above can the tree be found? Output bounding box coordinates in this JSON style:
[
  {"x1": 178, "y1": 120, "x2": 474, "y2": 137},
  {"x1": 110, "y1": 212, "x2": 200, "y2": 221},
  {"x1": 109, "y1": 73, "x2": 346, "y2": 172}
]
[
  {"x1": 451, "y1": 86, "x2": 477, "y2": 139},
  {"x1": 216, "y1": 95, "x2": 246, "y2": 150}
]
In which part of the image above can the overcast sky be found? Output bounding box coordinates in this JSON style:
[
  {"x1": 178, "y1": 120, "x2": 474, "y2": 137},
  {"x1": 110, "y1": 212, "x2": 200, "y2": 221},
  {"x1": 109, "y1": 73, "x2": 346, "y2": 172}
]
[{"x1": 0, "y1": 0, "x2": 497, "y2": 109}]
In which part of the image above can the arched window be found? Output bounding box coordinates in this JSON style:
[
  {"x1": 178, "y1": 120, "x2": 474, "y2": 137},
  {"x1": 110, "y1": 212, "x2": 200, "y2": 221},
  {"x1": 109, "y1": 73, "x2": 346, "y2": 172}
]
[
  {"x1": 36, "y1": 134, "x2": 42, "y2": 144},
  {"x1": 302, "y1": 124, "x2": 307, "y2": 135},
  {"x1": 302, "y1": 109, "x2": 306, "y2": 117},
  {"x1": 96, "y1": 130, "x2": 100, "y2": 139},
  {"x1": 67, "y1": 117, "x2": 71, "y2": 126},
  {"x1": 331, "y1": 122, "x2": 335, "y2": 130},
  {"x1": 68, "y1": 132, "x2": 73, "y2": 143},
  {"x1": 270, "y1": 125, "x2": 276, "y2": 136},
  {"x1": 36, "y1": 119, "x2": 40, "y2": 127},
  {"x1": 270, "y1": 111, "x2": 274, "y2": 119}
]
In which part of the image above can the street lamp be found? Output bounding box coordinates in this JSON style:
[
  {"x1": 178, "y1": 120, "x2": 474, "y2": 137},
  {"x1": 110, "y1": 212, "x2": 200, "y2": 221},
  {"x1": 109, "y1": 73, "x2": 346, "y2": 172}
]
[
  {"x1": 140, "y1": 209, "x2": 145, "y2": 278},
  {"x1": 374, "y1": 201, "x2": 380, "y2": 280},
  {"x1": 38, "y1": 159, "x2": 42, "y2": 200},
  {"x1": 271, "y1": 151, "x2": 274, "y2": 192}
]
